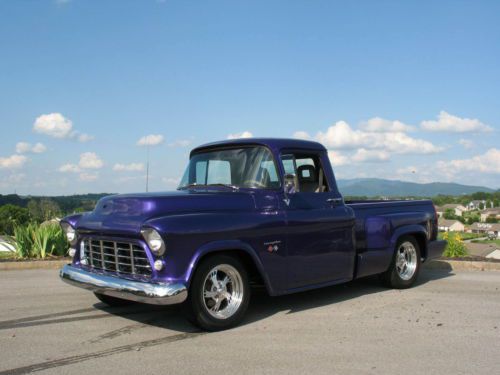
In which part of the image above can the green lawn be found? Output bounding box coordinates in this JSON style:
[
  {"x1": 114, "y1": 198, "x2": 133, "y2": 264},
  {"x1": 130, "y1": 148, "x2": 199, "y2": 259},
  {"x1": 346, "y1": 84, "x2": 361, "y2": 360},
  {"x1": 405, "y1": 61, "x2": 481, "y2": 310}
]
[
  {"x1": 471, "y1": 239, "x2": 500, "y2": 246},
  {"x1": 437, "y1": 232, "x2": 482, "y2": 241}
]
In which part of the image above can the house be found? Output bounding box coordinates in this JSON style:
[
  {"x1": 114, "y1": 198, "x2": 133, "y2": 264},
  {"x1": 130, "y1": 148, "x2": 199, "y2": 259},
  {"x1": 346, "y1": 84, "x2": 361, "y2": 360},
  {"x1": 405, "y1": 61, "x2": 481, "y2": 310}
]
[
  {"x1": 438, "y1": 219, "x2": 465, "y2": 232},
  {"x1": 480, "y1": 208, "x2": 500, "y2": 222},
  {"x1": 469, "y1": 222, "x2": 500, "y2": 239},
  {"x1": 467, "y1": 200, "x2": 486, "y2": 211},
  {"x1": 440, "y1": 204, "x2": 467, "y2": 217}
]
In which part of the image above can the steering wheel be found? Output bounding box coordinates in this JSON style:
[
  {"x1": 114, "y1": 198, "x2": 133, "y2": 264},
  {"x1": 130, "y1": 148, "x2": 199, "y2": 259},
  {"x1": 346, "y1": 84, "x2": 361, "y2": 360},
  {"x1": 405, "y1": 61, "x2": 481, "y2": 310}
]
[{"x1": 243, "y1": 180, "x2": 267, "y2": 188}]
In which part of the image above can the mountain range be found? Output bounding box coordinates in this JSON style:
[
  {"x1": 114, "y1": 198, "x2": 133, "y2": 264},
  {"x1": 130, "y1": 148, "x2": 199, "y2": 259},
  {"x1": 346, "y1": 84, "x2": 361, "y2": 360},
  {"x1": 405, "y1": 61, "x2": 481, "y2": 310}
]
[{"x1": 337, "y1": 178, "x2": 496, "y2": 197}]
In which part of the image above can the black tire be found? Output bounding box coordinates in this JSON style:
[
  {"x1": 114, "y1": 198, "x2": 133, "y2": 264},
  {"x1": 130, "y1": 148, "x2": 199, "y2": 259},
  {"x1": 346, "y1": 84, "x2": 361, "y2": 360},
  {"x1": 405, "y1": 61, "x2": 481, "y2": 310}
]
[
  {"x1": 94, "y1": 292, "x2": 134, "y2": 307},
  {"x1": 382, "y1": 235, "x2": 421, "y2": 289},
  {"x1": 184, "y1": 254, "x2": 250, "y2": 331}
]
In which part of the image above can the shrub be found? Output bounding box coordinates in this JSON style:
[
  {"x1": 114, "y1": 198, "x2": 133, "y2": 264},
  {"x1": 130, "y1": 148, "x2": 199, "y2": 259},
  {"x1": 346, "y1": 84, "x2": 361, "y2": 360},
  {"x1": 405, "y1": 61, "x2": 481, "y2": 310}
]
[
  {"x1": 442, "y1": 232, "x2": 468, "y2": 258},
  {"x1": 13, "y1": 223, "x2": 68, "y2": 259}
]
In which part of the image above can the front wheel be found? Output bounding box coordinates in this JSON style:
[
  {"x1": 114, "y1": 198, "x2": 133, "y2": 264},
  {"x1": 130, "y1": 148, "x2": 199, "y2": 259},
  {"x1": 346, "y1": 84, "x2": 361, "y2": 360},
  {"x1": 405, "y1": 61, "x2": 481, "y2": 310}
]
[
  {"x1": 184, "y1": 254, "x2": 250, "y2": 331},
  {"x1": 382, "y1": 236, "x2": 421, "y2": 289}
]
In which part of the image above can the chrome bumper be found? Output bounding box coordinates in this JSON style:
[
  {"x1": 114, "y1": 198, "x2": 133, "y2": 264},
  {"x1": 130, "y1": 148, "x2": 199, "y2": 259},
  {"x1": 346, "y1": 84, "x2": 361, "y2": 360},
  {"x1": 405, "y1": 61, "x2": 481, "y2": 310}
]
[{"x1": 59, "y1": 264, "x2": 188, "y2": 305}]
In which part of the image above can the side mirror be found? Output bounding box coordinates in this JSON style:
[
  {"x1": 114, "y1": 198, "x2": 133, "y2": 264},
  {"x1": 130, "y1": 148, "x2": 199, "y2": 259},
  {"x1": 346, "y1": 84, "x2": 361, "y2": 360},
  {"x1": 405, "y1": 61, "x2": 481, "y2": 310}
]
[{"x1": 284, "y1": 173, "x2": 298, "y2": 195}]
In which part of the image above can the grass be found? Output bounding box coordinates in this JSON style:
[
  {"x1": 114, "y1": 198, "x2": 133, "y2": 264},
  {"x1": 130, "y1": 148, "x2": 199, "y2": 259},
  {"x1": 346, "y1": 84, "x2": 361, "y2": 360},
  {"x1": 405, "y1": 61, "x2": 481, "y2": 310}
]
[
  {"x1": 438, "y1": 232, "x2": 482, "y2": 241},
  {"x1": 471, "y1": 239, "x2": 500, "y2": 246}
]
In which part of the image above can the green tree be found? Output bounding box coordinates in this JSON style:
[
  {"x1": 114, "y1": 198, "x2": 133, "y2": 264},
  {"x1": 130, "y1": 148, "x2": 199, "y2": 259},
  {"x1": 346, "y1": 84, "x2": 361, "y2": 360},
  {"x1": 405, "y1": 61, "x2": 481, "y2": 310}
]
[
  {"x1": 443, "y1": 209, "x2": 456, "y2": 220},
  {"x1": 0, "y1": 204, "x2": 30, "y2": 235}
]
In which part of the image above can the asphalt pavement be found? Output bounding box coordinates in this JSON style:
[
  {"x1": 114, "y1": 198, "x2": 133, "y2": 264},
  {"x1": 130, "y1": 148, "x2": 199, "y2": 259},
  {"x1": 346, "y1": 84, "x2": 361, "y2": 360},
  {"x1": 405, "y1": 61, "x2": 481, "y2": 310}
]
[{"x1": 0, "y1": 268, "x2": 499, "y2": 375}]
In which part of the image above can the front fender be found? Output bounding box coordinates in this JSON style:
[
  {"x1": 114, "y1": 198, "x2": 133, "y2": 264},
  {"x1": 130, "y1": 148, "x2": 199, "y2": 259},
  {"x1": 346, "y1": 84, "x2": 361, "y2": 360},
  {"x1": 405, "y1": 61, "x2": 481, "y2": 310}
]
[{"x1": 185, "y1": 240, "x2": 274, "y2": 295}]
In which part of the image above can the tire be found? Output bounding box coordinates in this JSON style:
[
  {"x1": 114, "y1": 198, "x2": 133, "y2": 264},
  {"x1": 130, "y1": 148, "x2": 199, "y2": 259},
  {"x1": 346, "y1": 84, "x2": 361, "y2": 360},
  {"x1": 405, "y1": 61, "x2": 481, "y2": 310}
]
[
  {"x1": 94, "y1": 292, "x2": 134, "y2": 307},
  {"x1": 184, "y1": 254, "x2": 250, "y2": 331},
  {"x1": 382, "y1": 235, "x2": 421, "y2": 289}
]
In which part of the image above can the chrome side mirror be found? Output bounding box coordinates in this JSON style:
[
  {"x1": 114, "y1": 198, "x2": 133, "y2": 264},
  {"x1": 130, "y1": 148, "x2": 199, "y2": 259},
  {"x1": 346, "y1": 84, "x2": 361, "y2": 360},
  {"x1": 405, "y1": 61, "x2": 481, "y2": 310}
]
[{"x1": 284, "y1": 173, "x2": 298, "y2": 195}]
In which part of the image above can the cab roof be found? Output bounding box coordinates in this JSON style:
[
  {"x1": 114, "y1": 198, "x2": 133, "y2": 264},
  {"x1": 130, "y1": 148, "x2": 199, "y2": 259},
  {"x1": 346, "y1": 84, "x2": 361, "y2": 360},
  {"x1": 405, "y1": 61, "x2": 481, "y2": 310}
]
[{"x1": 190, "y1": 138, "x2": 326, "y2": 157}]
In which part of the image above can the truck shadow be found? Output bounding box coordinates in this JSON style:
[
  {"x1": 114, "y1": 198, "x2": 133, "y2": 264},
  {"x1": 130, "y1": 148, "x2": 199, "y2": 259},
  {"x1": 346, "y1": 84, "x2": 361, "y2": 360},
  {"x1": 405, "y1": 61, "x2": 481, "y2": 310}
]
[{"x1": 94, "y1": 266, "x2": 454, "y2": 333}]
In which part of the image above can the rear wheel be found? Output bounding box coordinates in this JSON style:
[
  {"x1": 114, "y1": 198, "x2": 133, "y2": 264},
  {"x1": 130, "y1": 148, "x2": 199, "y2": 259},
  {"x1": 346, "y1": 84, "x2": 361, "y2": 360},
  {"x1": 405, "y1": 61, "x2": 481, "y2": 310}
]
[
  {"x1": 382, "y1": 236, "x2": 421, "y2": 289},
  {"x1": 184, "y1": 254, "x2": 250, "y2": 331},
  {"x1": 94, "y1": 292, "x2": 134, "y2": 307}
]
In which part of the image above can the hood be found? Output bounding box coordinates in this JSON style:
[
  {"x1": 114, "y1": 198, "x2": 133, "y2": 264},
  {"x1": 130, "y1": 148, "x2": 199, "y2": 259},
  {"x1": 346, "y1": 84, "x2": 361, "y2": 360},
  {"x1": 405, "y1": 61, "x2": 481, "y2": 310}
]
[{"x1": 75, "y1": 190, "x2": 256, "y2": 235}]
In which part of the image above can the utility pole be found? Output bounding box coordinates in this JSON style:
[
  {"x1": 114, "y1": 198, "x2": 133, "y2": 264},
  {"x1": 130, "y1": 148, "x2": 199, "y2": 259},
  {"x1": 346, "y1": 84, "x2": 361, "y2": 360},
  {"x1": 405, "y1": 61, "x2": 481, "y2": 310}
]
[{"x1": 146, "y1": 143, "x2": 150, "y2": 192}]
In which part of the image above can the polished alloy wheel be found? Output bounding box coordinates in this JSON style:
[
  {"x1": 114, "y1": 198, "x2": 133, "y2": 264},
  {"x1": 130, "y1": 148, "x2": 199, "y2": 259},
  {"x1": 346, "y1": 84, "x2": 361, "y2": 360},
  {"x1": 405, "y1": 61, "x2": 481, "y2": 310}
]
[
  {"x1": 395, "y1": 241, "x2": 418, "y2": 281},
  {"x1": 202, "y1": 264, "x2": 244, "y2": 319}
]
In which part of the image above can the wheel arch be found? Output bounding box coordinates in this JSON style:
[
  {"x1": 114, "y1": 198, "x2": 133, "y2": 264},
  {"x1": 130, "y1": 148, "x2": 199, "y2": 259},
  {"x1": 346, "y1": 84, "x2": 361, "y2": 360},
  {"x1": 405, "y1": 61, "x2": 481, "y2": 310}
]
[
  {"x1": 391, "y1": 225, "x2": 428, "y2": 260},
  {"x1": 186, "y1": 240, "x2": 273, "y2": 295}
]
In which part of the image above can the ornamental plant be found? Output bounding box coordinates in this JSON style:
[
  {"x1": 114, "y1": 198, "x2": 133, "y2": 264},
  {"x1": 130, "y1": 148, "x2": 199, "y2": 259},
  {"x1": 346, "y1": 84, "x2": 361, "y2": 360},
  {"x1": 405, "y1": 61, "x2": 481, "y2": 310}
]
[{"x1": 442, "y1": 231, "x2": 468, "y2": 258}]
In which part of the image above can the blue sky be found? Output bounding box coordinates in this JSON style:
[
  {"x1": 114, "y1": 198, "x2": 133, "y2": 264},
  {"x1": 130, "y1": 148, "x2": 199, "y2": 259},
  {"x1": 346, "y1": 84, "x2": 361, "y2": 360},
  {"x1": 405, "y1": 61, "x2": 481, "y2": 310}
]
[{"x1": 0, "y1": 0, "x2": 499, "y2": 195}]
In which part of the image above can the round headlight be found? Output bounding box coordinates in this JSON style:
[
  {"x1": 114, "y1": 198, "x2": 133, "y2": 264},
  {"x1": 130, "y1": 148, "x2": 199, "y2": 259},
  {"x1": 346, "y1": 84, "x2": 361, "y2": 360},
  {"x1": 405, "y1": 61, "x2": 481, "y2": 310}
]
[
  {"x1": 141, "y1": 228, "x2": 165, "y2": 256},
  {"x1": 61, "y1": 222, "x2": 77, "y2": 245}
]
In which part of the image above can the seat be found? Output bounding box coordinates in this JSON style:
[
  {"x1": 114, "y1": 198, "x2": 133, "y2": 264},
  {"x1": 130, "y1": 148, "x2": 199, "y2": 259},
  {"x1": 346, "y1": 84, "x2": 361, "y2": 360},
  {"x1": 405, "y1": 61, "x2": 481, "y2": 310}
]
[{"x1": 297, "y1": 165, "x2": 318, "y2": 193}]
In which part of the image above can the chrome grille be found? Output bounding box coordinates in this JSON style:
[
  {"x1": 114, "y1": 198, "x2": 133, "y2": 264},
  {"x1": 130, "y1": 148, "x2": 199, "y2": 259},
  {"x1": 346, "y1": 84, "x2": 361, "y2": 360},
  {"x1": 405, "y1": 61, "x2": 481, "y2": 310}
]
[{"x1": 81, "y1": 239, "x2": 151, "y2": 277}]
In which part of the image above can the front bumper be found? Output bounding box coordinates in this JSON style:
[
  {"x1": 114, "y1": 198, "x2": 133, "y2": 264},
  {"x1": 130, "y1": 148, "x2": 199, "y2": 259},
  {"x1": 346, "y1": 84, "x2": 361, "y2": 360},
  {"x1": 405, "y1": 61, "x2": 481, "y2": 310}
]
[
  {"x1": 425, "y1": 240, "x2": 447, "y2": 261},
  {"x1": 60, "y1": 264, "x2": 188, "y2": 305}
]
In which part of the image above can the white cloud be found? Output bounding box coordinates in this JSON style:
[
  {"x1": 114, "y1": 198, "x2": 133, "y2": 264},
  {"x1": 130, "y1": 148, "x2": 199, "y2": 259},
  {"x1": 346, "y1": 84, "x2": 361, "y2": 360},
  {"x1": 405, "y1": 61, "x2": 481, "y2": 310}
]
[
  {"x1": 327, "y1": 151, "x2": 349, "y2": 167},
  {"x1": 297, "y1": 121, "x2": 442, "y2": 155},
  {"x1": 351, "y1": 148, "x2": 390, "y2": 162},
  {"x1": 458, "y1": 139, "x2": 474, "y2": 149},
  {"x1": 421, "y1": 111, "x2": 492, "y2": 133},
  {"x1": 79, "y1": 173, "x2": 98, "y2": 182},
  {"x1": 137, "y1": 134, "x2": 164, "y2": 146},
  {"x1": 437, "y1": 148, "x2": 500, "y2": 175},
  {"x1": 360, "y1": 117, "x2": 414, "y2": 132},
  {"x1": 79, "y1": 152, "x2": 103, "y2": 169},
  {"x1": 0, "y1": 154, "x2": 28, "y2": 169},
  {"x1": 162, "y1": 177, "x2": 181, "y2": 188},
  {"x1": 168, "y1": 139, "x2": 191, "y2": 147},
  {"x1": 293, "y1": 131, "x2": 312, "y2": 140},
  {"x1": 227, "y1": 131, "x2": 253, "y2": 139},
  {"x1": 33, "y1": 113, "x2": 73, "y2": 138},
  {"x1": 33, "y1": 113, "x2": 93, "y2": 142},
  {"x1": 59, "y1": 152, "x2": 104, "y2": 173},
  {"x1": 59, "y1": 163, "x2": 80, "y2": 173},
  {"x1": 77, "y1": 133, "x2": 94, "y2": 143},
  {"x1": 16, "y1": 142, "x2": 46, "y2": 154},
  {"x1": 113, "y1": 163, "x2": 144, "y2": 172}
]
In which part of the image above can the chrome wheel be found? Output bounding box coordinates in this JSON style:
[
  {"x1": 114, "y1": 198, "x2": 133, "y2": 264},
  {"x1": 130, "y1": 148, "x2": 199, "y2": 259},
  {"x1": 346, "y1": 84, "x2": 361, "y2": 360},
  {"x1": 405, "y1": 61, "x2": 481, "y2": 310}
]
[
  {"x1": 395, "y1": 241, "x2": 418, "y2": 281},
  {"x1": 202, "y1": 264, "x2": 244, "y2": 320}
]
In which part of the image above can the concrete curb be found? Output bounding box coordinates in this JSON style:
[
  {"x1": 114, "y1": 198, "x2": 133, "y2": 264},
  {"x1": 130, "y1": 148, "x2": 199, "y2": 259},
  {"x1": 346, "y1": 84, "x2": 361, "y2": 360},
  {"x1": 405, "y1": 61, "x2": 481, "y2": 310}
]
[
  {"x1": 424, "y1": 259, "x2": 500, "y2": 272},
  {"x1": 0, "y1": 259, "x2": 69, "y2": 271},
  {"x1": 1, "y1": 258, "x2": 499, "y2": 272}
]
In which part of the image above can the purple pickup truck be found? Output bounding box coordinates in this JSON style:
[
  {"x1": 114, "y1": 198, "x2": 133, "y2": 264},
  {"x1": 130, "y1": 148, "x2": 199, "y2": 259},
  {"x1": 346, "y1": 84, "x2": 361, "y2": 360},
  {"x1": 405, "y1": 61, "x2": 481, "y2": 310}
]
[{"x1": 60, "y1": 138, "x2": 445, "y2": 330}]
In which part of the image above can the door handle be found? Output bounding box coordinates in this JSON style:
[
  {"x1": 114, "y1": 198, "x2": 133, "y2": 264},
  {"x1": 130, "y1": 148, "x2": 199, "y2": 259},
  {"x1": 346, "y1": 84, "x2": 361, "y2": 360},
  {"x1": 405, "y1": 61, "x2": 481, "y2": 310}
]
[{"x1": 326, "y1": 198, "x2": 343, "y2": 205}]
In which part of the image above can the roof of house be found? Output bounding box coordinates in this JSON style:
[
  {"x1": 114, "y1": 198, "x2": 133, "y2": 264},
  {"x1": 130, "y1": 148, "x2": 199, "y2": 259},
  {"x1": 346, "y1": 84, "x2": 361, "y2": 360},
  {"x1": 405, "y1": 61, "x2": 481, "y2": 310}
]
[
  {"x1": 441, "y1": 204, "x2": 466, "y2": 210},
  {"x1": 469, "y1": 200, "x2": 486, "y2": 205},
  {"x1": 469, "y1": 222, "x2": 500, "y2": 231},
  {"x1": 481, "y1": 208, "x2": 500, "y2": 214},
  {"x1": 438, "y1": 219, "x2": 462, "y2": 227}
]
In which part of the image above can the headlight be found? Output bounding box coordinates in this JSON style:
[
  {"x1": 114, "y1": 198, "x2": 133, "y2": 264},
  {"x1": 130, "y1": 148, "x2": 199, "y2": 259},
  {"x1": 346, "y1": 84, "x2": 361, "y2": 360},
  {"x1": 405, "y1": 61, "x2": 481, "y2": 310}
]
[
  {"x1": 141, "y1": 228, "x2": 165, "y2": 256},
  {"x1": 61, "y1": 222, "x2": 77, "y2": 245}
]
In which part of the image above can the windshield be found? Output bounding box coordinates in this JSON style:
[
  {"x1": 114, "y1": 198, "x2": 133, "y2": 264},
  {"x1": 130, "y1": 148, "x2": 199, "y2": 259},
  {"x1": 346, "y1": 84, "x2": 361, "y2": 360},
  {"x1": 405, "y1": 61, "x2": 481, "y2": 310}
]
[{"x1": 178, "y1": 146, "x2": 280, "y2": 190}]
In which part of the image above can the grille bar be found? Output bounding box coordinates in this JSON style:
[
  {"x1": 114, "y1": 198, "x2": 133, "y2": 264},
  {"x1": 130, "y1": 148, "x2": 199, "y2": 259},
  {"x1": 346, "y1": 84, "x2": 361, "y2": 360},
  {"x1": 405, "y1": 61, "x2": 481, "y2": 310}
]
[{"x1": 81, "y1": 238, "x2": 151, "y2": 278}]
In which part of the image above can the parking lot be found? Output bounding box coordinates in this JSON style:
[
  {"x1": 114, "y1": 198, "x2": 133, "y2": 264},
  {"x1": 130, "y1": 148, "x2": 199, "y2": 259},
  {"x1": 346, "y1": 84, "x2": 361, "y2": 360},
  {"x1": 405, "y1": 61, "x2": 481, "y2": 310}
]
[{"x1": 1, "y1": 267, "x2": 499, "y2": 375}]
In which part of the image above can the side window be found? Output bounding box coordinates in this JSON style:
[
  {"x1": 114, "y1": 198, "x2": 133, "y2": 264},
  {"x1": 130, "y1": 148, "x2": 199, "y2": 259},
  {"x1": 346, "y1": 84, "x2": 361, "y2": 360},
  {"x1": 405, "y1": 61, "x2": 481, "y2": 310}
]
[{"x1": 281, "y1": 153, "x2": 329, "y2": 193}]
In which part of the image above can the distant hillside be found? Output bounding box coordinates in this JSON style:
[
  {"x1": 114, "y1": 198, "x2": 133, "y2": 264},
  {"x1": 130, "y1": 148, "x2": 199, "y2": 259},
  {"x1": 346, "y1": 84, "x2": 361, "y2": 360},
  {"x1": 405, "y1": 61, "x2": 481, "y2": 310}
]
[
  {"x1": 337, "y1": 178, "x2": 496, "y2": 197},
  {"x1": 0, "y1": 193, "x2": 113, "y2": 212}
]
